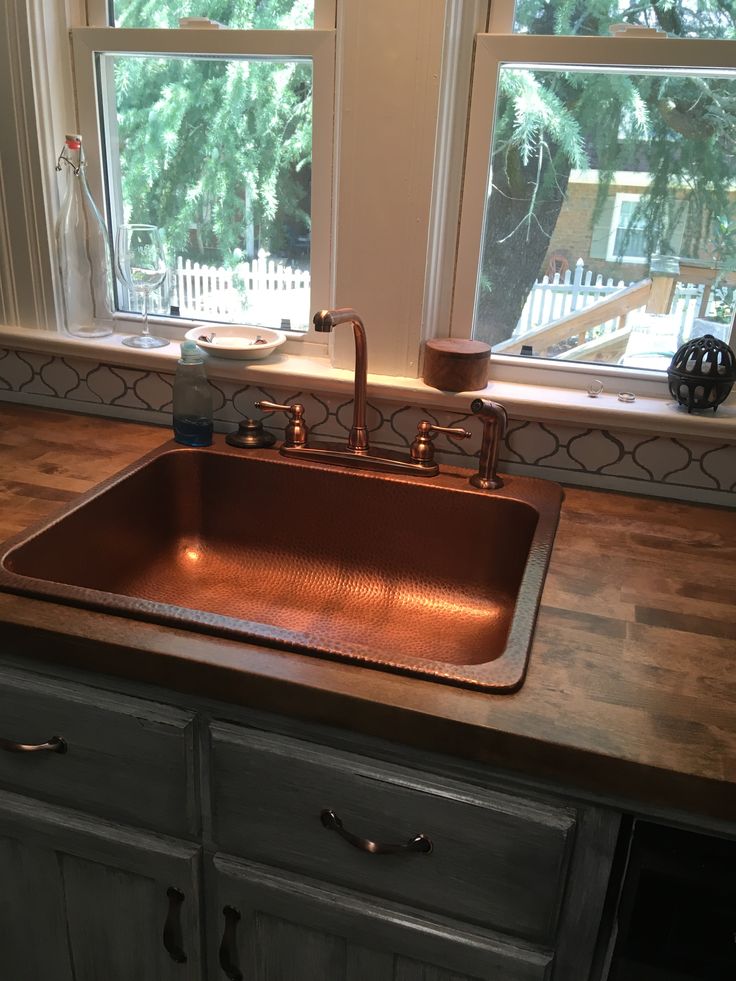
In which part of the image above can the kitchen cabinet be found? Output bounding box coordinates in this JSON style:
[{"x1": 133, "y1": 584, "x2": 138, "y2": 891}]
[
  {"x1": 0, "y1": 790, "x2": 202, "y2": 981},
  {"x1": 0, "y1": 659, "x2": 617, "y2": 980}
]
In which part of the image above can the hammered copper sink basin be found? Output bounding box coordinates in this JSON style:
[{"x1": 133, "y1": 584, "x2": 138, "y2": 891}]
[{"x1": 0, "y1": 441, "x2": 562, "y2": 691}]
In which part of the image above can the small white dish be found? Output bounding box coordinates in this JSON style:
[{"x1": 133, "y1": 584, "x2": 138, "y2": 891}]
[{"x1": 185, "y1": 324, "x2": 287, "y2": 360}]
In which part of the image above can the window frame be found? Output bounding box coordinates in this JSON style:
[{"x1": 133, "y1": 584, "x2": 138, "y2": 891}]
[
  {"x1": 450, "y1": 33, "x2": 736, "y2": 382},
  {"x1": 71, "y1": 20, "x2": 336, "y2": 343}
]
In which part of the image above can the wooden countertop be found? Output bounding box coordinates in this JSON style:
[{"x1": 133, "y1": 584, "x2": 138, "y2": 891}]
[{"x1": 0, "y1": 403, "x2": 734, "y2": 822}]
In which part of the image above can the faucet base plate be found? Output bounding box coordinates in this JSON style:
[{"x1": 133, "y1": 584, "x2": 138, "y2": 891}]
[
  {"x1": 470, "y1": 474, "x2": 504, "y2": 490},
  {"x1": 280, "y1": 441, "x2": 439, "y2": 477}
]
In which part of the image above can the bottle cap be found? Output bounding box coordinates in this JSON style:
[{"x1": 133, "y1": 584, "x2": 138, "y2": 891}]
[
  {"x1": 64, "y1": 134, "x2": 82, "y2": 149},
  {"x1": 180, "y1": 340, "x2": 204, "y2": 363}
]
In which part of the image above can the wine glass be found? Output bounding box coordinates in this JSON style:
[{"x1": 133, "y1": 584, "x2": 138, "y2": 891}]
[{"x1": 115, "y1": 224, "x2": 170, "y2": 349}]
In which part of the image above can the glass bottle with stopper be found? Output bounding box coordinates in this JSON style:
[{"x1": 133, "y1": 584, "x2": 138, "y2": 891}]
[{"x1": 55, "y1": 134, "x2": 114, "y2": 338}]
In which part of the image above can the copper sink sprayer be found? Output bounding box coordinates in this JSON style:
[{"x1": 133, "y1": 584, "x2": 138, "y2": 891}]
[
  {"x1": 469, "y1": 398, "x2": 508, "y2": 490},
  {"x1": 254, "y1": 308, "x2": 506, "y2": 488}
]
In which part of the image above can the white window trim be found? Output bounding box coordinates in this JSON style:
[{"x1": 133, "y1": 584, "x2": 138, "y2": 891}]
[
  {"x1": 71, "y1": 25, "x2": 335, "y2": 345},
  {"x1": 607, "y1": 192, "x2": 648, "y2": 265},
  {"x1": 451, "y1": 33, "x2": 736, "y2": 388},
  {"x1": 0, "y1": 0, "x2": 64, "y2": 332}
]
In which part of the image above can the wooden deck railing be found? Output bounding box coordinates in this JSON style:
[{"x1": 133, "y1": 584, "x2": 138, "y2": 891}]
[{"x1": 495, "y1": 279, "x2": 653, "y2": 357}]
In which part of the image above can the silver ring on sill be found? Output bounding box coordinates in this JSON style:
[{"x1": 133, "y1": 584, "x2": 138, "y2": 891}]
[{"x1": 617, "y1": 391, "x2": 636, "y2": 403}]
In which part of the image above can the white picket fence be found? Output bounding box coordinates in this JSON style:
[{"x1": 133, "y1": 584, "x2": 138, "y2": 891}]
[
  {"x1": 516, "y1": 259, "x2": 626, "y2": 334},
  {"x1": 515, "y1": 257, "x2": 718, "y2": 346},
  {"x1": 175, "y1": 250, "x2": 310, "y2": 327},
  {"x1": 172, "y1": 251, "x2": 724, "y2": 344}
]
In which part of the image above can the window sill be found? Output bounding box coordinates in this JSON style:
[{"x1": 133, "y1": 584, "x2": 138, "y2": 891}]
[{"x1": 2, "y1": 325, "x2": 735, "y2": 442}]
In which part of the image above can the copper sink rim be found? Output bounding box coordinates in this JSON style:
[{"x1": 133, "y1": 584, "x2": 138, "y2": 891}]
[{"x1": 0, "y1": 439, "x2": 563, "y2": 693}]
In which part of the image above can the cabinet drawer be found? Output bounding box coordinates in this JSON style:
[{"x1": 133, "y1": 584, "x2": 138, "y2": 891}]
[
  {"x1": 0, "y1": 667, "x2": 197, "y2": 835},
  {"x1": 211, "y1": 854, "x2": 554, "y2": 981},
  {"x1": 210, "y1": 723, "x2": 576, "y2": 945}
]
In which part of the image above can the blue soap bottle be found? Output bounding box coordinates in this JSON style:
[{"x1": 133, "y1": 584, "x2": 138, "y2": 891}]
[{"x1": 172, "y1": 340, "x2": 213, "y2": 446}]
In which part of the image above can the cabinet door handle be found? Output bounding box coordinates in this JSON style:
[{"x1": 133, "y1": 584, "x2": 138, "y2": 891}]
[
  {"x1": 0, "y1": 735, "x2": 67, "y2": 754},
  {"x1": 162, "y1": 887, "x2": 187, "y2": 964},
  {"x1": 320, "y1": 809, "x2": 433, "y2": 855},
  {"x1": 219, "y1": 906, "x2": 243, "y2": 981}
]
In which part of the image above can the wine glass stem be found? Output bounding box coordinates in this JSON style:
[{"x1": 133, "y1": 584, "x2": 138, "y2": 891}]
[{"x1": 140, "y1": 289, "x2": 150, "y2": 338}]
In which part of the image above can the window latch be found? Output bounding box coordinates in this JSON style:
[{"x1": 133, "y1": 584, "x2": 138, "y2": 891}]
[
  {"x1": 609, "y1": 24, "x2": 668, "y2": 38},
  {"x1": 178, "y1": 17, "x2": 225, "y2": 29}
]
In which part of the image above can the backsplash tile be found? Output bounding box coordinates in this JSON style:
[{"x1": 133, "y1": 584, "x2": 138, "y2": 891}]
[
  {"x1": 506, "y1": 421, "x2": 562, "y2": 467},
  {"x1": 700, "y1": 444, "x2": 736, "y2": 492},
  {"x1": 0, "y1": 346, "x2": 733, "y2": 506}
]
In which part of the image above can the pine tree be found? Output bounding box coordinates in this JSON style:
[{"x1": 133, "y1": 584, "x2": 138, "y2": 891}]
[{"x1": 113, "y1": 0, "x2": 312, "y2": 268}]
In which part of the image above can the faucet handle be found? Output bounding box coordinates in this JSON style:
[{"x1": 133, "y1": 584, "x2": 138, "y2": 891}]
[
  {"x1": 426, "y1": 422, "x2": 472, "y2": 440},
  {"x1": 410, "y1": 420, "x2": 471, "y2": 466},
  {"x1": 255, "y1": 400, "x2": 308, "y2": 448}
]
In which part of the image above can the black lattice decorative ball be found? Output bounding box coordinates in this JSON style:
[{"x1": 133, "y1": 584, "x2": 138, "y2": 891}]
[{"x1": 667, "y1": 334, "x2": 736, "y2": 413}]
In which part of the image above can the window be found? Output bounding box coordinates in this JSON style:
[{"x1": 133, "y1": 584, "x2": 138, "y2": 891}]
[
  {"x1": 4, "y1": 0, "x2": 448, "y2": 378},
  {"x1": 608, "y1": 195, "x2": 648, "y2": 264},
  {"x1": 7, "y1": 1, "x2": 736, "y2": 389},
  {"x1": 453, "y1": 6, "x2": 736, "y2": 373},
  {"x1": 72, "y1": 2, "x2": 335, "y2": 336}
]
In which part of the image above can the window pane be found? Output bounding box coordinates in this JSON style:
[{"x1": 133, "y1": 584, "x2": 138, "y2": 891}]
[
  {"x1": 473, "y1": 65, "x2": 736, "y2": 368},
  {"x1": 612, "y1": 200, "x2": 647, "y2": 259},
  {"x1": 613, "y1": 225, "x2": 647, "y2": 259},
  {"x1": 101, "y1": 53, "x2": 313, "y2": 330},
  {"x1": 111, "y1": 0, "x2": 313, "y2": 29},
  {"x1": 514, "y1": 1, "x2": 735, "y2": 40}
]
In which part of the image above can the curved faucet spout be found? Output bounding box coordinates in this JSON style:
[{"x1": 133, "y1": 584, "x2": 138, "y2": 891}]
[{"x1": 313, "y1": 309, "x2": 369, "y2": 452}]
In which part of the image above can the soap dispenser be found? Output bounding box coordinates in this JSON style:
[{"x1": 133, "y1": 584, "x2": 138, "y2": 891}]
[{"x1": 172, "y1": 340, "x2": 213, "y2": 446}]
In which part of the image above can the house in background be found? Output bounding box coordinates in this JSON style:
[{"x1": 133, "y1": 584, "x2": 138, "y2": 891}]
[
  {"x1": 501, "y1": 166, "x2": 736, "y2": 366},
  {"x1": 541, "y1": 168, "x2": 712, "y2": 283}
]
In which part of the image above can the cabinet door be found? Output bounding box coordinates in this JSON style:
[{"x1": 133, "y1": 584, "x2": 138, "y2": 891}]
[
  {"x1": 209, "y1": 854, "x2": 553, "y2": 981},
  {"x1": 0, "y1": 790, "x2": 203, "y2": 981}
]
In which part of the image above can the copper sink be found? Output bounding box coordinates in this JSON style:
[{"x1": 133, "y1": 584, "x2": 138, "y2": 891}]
[{"x1": 0, "y1": 440, "x2": 562, "y2": 692}]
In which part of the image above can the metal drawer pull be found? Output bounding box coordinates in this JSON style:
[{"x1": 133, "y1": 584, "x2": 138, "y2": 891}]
[
  {"x1": 162, "y1": 887, "x2": 187, "y2": 964},
  {"x1": 320, "y1": 809, "x2": 433, "y2": 855},
  {"x1": 219, "y1": 906, "x2": 243, "y2": 981},
  {"x1": 0, "y1": 735, "x2": 67, "y2": 754}
]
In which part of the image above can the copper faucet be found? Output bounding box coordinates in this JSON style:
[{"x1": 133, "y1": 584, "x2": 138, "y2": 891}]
[
  {"x1": 313, "y1": 308, "x2": 369, "y2": 452},
  {"x1": 260, "y1": 309, "x2": 469, "y2": 477},
  {"x1": 469, "y1": 398, "x2": 508, "y2": 490}
]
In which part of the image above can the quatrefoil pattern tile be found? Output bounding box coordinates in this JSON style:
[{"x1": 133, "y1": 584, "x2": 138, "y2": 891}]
[{"x1": 0, "y1": 347, "x2": 734, "y2": 504}]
